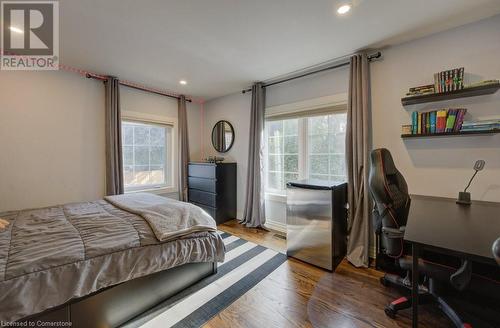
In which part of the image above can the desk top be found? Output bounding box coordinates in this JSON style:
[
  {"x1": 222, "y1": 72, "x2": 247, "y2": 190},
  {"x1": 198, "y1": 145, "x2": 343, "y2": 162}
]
[{"x1": 404, "y1": 195, "x2": 500, "y2": 261}]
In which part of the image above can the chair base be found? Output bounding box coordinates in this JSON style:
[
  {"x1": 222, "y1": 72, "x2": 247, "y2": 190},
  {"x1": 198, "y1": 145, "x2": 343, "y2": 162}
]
[{"x1": 381, "y1": 273, "x2": 473, "y2": 328}]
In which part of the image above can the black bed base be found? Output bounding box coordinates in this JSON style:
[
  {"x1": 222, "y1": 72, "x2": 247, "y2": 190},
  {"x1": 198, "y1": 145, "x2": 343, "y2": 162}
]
[{"x1": 19, "y1": 262, "x2": 217, "y2": 328}]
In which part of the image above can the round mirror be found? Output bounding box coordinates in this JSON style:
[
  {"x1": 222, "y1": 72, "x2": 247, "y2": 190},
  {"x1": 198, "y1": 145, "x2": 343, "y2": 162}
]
[{"x1": 211, "y1": 120, "x2": 235, "y2": 153}]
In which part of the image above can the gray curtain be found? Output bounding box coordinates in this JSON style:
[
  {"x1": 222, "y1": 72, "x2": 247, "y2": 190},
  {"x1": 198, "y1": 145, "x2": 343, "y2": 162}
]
[
  {"x1": 105, "y1": 76, "x2": 124, "y2": 196},
  {"x1": 178, "y1": 95, "x2": 190, "y2": 202},
  {"x1": 241, "y1": 83, "x2": 266, "y2": 228},
  {"x1": 345, "y1": 54, "x2": 371, "y2": 268}
]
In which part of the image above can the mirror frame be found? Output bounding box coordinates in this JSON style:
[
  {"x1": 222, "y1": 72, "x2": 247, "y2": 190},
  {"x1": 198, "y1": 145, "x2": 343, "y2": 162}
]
[{"x1": 211, "y1": 120, "x2": 235, "y2": 153}]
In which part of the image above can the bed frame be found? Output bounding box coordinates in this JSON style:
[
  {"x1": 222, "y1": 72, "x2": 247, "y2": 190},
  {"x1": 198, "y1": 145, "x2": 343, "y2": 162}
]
[{"x1": 19, "y1": 261, "x2": 217, "y2": 328}]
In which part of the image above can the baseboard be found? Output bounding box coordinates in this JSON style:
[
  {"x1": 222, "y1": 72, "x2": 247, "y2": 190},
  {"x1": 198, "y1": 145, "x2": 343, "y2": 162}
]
[{"x1": 264, "y1": 219, "x2": 286, "y2": 234}]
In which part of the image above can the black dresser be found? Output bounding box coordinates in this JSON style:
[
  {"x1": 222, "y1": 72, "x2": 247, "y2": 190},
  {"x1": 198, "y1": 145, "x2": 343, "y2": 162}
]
[{"x1": 188, "y1": 162, "x2": 237, "y2": 224}]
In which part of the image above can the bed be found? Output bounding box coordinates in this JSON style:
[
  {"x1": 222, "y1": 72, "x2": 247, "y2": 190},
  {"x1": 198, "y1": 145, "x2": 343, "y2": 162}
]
[{"x1": 0, "y1": 193, "x2": 225, "y2": 327}]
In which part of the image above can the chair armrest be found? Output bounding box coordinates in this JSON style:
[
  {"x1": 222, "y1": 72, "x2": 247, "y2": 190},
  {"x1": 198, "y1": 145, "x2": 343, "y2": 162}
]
[{"x1": 382, "y1": 226, "x2": 405, "y2": 238}]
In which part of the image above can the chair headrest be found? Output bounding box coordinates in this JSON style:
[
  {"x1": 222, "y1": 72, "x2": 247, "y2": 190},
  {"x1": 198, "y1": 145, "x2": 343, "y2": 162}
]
[
  {"x1": 371, "y1": 148, "x2": 398, "y2": 176},
  {"x1": 368, "y1": 148, "x2": 409, "y2": 210}
]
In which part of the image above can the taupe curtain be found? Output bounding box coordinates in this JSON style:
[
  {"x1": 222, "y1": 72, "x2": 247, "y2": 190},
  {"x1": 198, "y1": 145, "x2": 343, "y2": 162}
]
[
  {"x1": 346, "y1": 54, "x2": 371, "y2": 268},
  {"x1": 105, "y1": 76, "x2": 124, "y2": 196},
  {"x1": 178, "y1": 95, "x2": 189, "y2": 202},
  {"x1": 241, "y1": 83, "x2": 266, "y2": 228}
]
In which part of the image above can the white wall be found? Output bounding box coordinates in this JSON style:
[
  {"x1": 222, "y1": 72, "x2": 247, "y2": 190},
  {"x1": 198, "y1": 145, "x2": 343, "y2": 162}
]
[
  {"x1": 203, "y1": 14, "x2": 500, "y2": 229},
  {"x1": 203, "y1": 92, "x2": 252, "y2": 219},
  {"x1": 0, "y1": 71, "x2": 105, "y2": 212},
  {"x1": 371, "y1": 14, "x2": 500, "y2": 202},
  {"x1": 0, "y1": 70, "x2": 202, "y2": 212}
]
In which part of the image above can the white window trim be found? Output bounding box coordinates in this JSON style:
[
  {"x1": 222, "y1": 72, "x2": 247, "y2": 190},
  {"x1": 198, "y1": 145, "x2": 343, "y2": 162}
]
[
  {"x1": 121, "y1": 111, "x2": 178, "y2": 194},
  {"x1": 264, "y1": 94, "x2": 348, "y2": 202}
]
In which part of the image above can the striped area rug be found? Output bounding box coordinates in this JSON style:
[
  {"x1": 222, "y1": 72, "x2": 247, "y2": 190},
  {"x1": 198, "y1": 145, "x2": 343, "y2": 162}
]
[{"x1": 128, "y1": 231, "x2": 287, "y2": 328}]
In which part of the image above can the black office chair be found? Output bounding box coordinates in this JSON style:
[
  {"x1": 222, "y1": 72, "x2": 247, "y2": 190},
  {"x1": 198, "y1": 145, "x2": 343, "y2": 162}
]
[{"x1": 368, "y1": 148, "x2": 478, "y2": 327}]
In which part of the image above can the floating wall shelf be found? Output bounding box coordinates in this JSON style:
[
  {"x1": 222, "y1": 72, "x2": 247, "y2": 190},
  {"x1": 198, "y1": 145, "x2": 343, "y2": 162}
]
[
  {"x1": 401, "y1": 82, "x2": 500, "y2": 106},
  {"x1": 401, "y1": 129, "x2": 500, "y2": 139}
]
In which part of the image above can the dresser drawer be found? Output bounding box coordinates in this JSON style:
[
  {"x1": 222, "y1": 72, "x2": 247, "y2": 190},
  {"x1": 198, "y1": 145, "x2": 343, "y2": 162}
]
[
  {"x1": 188, "y1": 177, "x2": 216, "y2": 193},
  {"x1": 188, "y1": 164, "x2": 216, "y2": 179},
  {"x1": 188, "y1": 189, "x2": 216, "y2": 207},
  {"x1": 191, "y1": 202, "x2": 216, "y2": 220}
]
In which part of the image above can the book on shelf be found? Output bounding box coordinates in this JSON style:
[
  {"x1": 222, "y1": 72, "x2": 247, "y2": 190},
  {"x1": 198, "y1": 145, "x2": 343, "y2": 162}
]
[
  {"x1": 464, "y1": 79, "x2": 500, "y2": 89},
  {"x1": 410, "y1": 108, "x2": 468, "y2": 135},
  {"x1": 430, "y1": 111, "x2": 436, "y2": 134},
  {"x1": 405, "y1": 83, "x2": 435, "y2": 97},
  {"x1": 461, "y1": 119, "x2": 500, "y2": 131},
  {"x1": 436, "y1": 110, "x2": 447, "y2": 133},
  {"x1": 432, "y1": 67, "x2": 464, "y2": 93},
  {"x1": 445, "y1": 109, "x2": 457, "y2": 132}
]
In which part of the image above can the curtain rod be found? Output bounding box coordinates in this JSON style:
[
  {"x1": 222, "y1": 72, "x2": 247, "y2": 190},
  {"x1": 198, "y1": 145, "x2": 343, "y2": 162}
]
[
  {"x1": 86, "y1": 73, "x2": 192, "y2": 102},
  {"x1": 241, "y1": 51, "x2": 381, "y2": 94}
]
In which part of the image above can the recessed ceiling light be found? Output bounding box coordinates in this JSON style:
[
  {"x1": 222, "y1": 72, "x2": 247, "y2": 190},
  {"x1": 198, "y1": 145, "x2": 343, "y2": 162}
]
[
  {"x1": 9, "y1": 26, "x2": 24, "y2": 34},
  {"x1": 179, "y1": 80, "x2": 187, "y2": 85},
  {"x1": 337, "y1": 4, "x2": 351, "y2": 15}
]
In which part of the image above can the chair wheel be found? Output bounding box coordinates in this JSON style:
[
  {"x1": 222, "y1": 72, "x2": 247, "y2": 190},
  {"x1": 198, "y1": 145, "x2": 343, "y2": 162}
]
[
  {"x1": 384, "y1": 306, "x2": 397, "y2": 319},
  {"x1": 380, "y1": 277, "x2": 389, "y2": 287}
]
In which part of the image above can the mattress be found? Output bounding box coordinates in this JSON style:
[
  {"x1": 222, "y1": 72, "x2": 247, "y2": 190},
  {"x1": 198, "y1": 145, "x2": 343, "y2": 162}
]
[{"x1": 0, "y1": 199, "x2": 225, "y2": 322}]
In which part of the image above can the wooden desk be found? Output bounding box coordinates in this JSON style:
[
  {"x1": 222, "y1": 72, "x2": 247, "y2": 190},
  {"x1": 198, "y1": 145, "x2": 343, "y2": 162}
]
[{"x1": 404, "y1": 195, "x2": 500, "y2": 328}]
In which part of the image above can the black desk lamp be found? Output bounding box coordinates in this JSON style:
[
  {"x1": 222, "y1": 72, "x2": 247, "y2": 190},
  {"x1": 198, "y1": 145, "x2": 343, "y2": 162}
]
[{"x1": 457, "y1": 160, "x2": 485, "y2": 205}]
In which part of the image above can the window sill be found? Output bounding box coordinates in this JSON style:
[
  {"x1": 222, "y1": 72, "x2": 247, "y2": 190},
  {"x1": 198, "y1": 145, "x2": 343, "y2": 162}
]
[
  {"x1": 125, "y1": 186, "x2": 178, "y2": 195},
  {"x1": 265, "y1": 192, "x2": 287, "y2": 203}
]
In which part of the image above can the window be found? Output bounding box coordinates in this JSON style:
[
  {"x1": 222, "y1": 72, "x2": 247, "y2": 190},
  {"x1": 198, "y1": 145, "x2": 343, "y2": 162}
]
[
  {"x1": 122, "y1": 120, "x2": 172, "y2": 191},
  {"x1": 264, "y1": 112, "x2": 347, "y2": 194}
]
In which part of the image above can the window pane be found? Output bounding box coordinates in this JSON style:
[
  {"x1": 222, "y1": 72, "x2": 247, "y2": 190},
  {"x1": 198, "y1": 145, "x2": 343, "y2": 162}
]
[
  {"x1": 134, "y1": 146, "x2": 149, "y2": 166},
  {"x1": 309, "y1": 116, "x2": 329, "y2": 134},
  {"x1": 265, "y1": 118, "x2": 298, "y2": 193},
  {"x1": 284, "y1": 155, "x2": 298, "y2": 173},
  {"x1": 123, "y1": 146, "x2": 133, "y2": 165},
  {"x1": 330, "y1": 133, "x2": 345, "y2": 153},
  {"x1": 309, "y1": 134, "x2": 329, "y2": 153},
  {"x1": 284, "y1": 136, "x2": 298, "y2": 153},
  {"x1": 134, "y1": 165, "x2": 151, "y2": 185},
  {"x1": 123, "y1": 165, "x2": 134, "y2": 186},
  {"x1": 284, "y1": 119, "x2": 298, "y2": 136},
  {"x1": 150, "y1": 146, "x2": 165, "y2": 165},
  {"x1": 267, "y1": 172, "x2": 282, "y2": 190},
  {"x1": 122, "y1": 121, "x2": 168, "y2": 190},
  {"x1": 123, "y1": 126, "x2": 133, "y2": 145},
  {"x1": 267, "y1": 121, "x2": 283, "y2": 137},
  {"x1": 308, "y1": 113, "x2": 347, "y2": 182},
  {"x1": 134, "y1": 126, "x2": 150, "y2": 145},
  {"x1": 268, "y1": 154, "x2": 282, "y2": 171},
  {"x1": 150, "y1": 127, "x2": 165, "y2": 146},
  {"x1": 309, "y1": 154, "x2": 329, "y2": 175},
  {"x1": 330, "y1": 154, "x2": 345, "y2": 176},
  {"x1": 268, "y1": 136, "x2": 282, "y2": 154},
  {"x1": 150, "y1": 165, "x2": 164, "y2": 185}
]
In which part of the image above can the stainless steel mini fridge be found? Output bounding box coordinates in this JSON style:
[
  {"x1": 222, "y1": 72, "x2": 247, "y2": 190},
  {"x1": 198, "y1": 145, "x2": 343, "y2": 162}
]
[{"x1": 286, "y1": 179, "x2": 347, "y2": 271}]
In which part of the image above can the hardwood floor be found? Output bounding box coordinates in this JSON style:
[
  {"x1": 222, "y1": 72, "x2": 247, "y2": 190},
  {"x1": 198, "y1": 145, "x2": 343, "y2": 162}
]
[{"x1": 204, "y1": 220, "x2": 452, "y2": 328}]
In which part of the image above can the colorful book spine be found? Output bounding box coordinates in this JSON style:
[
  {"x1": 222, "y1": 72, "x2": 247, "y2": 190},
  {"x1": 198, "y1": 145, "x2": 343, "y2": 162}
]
[
  {"x1": 417, "y1": 112, "x2": 422, "y2": 134},
  {"x1": 459, "y1": 67, "x2": 464, "y2": 90},
  {"x1": 436, "y1": 110, "x2": 447, "y2": 133},
  {"x1": 445, "y1": 109, "x2": 457, "y2": 132},
  {"x1": 452, "y1": 68, "x2": 458, "y2": 91},
  {"x1": 425, "y1": 112, "x2": 430, "y2": 133},
  {"x1": 430, "y1": 111, "x2": 436, "y2": 133},
  {"x1": 412, "y1": 111, "x2": 418, "y2": 134},
  {"x1": 434, "y1": 73, "x2": 439, "y2": 94},
  {"x1": 441, "y1": 71, "x2": 446, "y2": 92},
  {"x1": 453, "y1": 109, "x2": 467, "y2": 132}
]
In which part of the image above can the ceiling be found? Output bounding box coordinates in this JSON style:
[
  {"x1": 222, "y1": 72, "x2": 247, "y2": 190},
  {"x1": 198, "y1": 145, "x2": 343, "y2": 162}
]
[{"x1": 58, "y1": 0, "x2": 500, "y2": 100}]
